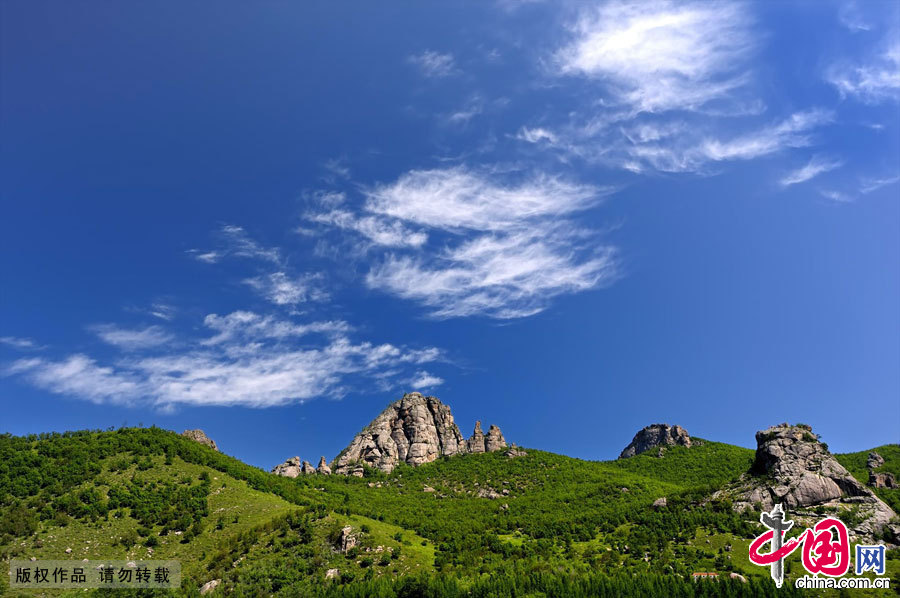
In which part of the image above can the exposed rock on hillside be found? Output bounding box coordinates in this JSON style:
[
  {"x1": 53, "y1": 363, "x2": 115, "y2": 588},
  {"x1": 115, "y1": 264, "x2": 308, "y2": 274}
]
[
  {"x1": 182, "y1": 429, "x2": 218, "y2": 451},
  {"x1": 317, "y1": 456, "x2": 331, "y2": 475},
  {"x1": 870, "y1": 472, "x2": 897, "y2": 489},
  {"x1": 732, "y1": 423, "x2": 898, "y2": 543},
  {"x1": 467, "y1": 421, "x2": 507, "y2": 453},
  {"x1": 868, "y1": 451, "x2": 885, "y2": 470},
  {"x1": 272, "y1": 456, "x2": 302, "y2": 478},
  {"x1": 332, "y1": 392, "x2": 508, "y2": 474},
  {"x1": 467, "y1": 421, "x2": 486, "y2": 453},
  {"x1": 619, "y1": 424, "x2": 691, "y2": 458},
  {"x1": 301, "y1": 460, "x2": 316, "y2": 475}
]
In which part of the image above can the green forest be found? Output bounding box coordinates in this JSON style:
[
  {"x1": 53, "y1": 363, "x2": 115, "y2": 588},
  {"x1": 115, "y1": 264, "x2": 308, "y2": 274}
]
[{"x1": 0, "y1": 427, "x2": 897, "y2": 597}]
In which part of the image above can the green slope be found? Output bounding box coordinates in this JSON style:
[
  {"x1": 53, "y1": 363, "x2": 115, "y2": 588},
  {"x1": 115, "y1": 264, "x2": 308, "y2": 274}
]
[
  {"x1": 1, "y1": 428, "x2": 896, "y2": 597},
  {"x1": 836, "y1": 444, "x2": 900, "y2": 513}
]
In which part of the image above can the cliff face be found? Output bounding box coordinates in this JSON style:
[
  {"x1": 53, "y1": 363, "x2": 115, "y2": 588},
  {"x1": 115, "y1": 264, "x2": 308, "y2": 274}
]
[
  {"x1": 732, "y1": 423, "x2": 899, "y2": 543},
  {"x1": 332, "y1": 393, "x2": 507, "y2": 474},
  {"x1": 619, "y1": 424, "x2": 691, "y2": 458}
]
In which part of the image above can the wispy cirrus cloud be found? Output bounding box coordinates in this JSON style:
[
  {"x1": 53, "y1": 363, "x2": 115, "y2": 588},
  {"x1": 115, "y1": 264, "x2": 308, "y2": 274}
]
[
  {"x1": 6, "y1": 311, "x2": 442, "y2": 409},
  {"x1": 408, "y1": 50, "x2": 457, "y2": 78},
  {"x1": 779, "y1": 156, "x2": 843, "y2": 187},
  {"x1": 305, "y1": 166, "x2": 618, "y2": 319},
  {"x1": 91, "y1": 324, "x2": 174, "y2": 351},
  {"x1": 554, "y1": 1, "x2": 754, "y2": 114},
  {"x1": 827, "y1": 39, "x2": 900, "y2": 104},
  {"x1": 243, "y1": 272, "x2": 327, "y2": 307},
  {"x1": 860, "y1": 175, "x2": 900, "y2": 194},
  {"x1": 0, "y1": 336, "x2": 42, "y2": 351},
  {"x1": 188, "y1": 224, "x2": 281, "y2": 265},
  {"x1": 190, "y1": 224, "x2": 327, "y2": 308}
]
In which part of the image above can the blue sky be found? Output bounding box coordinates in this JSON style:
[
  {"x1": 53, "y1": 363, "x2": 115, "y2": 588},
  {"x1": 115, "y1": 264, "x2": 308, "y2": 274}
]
[{"x1": 2, "y1": 1, "x2": 898, "y2": 469}]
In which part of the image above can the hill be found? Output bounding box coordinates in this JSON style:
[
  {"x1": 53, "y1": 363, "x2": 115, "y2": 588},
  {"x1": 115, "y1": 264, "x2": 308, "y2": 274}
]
[{"x1": 0, "y1": 426, "x2": 897, "y2": 596}]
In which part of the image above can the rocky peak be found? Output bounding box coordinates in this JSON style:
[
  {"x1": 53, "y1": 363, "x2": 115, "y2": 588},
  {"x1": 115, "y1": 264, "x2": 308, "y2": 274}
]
[
  {"x1": 467, "y1": 421, "x2": 486, "y2": 453},
  {"x1": 735, "y1": 423, "x2": 898, "y2": 543},
  {"x1": 332, "y1": 392, "x2": 509, "y2": 474},
  {"x1": 181, "y1": 429, "x2": 218, "y2": 452},
  {"x1": 333, "y1": 392, "x2": 466, "y2": 474},
  {"x1": 619, "y1": 424, "x2": 690, "y2": 459},
  {"x1": 272, "y1": 456, "x2": 302, "y2": 478},
  {"x1": 316, "y1": 456, "x2": 332, "y2": 475},
  {"x1": 485, "y1": 425, "x2": 507, "y2": 452}
]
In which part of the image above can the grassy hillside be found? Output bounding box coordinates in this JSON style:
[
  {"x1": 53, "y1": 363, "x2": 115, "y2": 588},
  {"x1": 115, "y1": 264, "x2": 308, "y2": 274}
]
[
  {"x1": 836, "y1": 444, "x2": 900, "y2": 513},
  {"x1": 1, "y1": 428, "x2": 896, "y2": 597}
]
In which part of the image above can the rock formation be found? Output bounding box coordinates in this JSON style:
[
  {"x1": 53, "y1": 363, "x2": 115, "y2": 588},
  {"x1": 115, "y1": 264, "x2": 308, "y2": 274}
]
[
  {"x1": 865, "y1": 451, "x2": 895, "y2": 488},
  {"x1": 467, "y1": 421, "x2": 486, "y2": 453},
  {"x1": 332, "y1": 392, "x2": 508, "y2": 474},
  {"x1": 467, "y1": 421, "x2": 507, "y2": 453},
  {"x1": 867, "y1": 451, "x2": 885, "y2": 470},
  {"x1": 504, "y1": 443, "x2": 527, "y2": 458},
  {"x1": 301, "y1": 460, "x2": 316, "y2": 475},
  {"x1": 732, "y1": 423, "x2": 898, "y2": 543},
  {"x1": 272, "y1": 456, "x2": 302, "y2": 478},
  {"x1": 619, "y1": 424, "x2": 691, "y2": 458},
  {"x1": 317, "y1": 456, "x2": 331, "y2": 475},
  {"x1": 181, "y1": 429, "x2": 218, "y2": 451},
  {"x1": 485, "y1": 425, "x2": 507, "y2": 452},
  {"x1": 869, "y1": 472, "x2": 897, "y2": 489}
]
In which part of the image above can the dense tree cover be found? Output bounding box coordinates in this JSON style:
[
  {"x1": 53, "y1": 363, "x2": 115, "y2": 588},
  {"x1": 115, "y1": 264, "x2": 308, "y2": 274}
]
[{"x1": 0, "y1": 428, "x2": 895, "y2": 597}]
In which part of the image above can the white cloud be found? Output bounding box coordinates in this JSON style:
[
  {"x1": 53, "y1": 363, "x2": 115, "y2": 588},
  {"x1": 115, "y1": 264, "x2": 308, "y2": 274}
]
[
  {"x1": 92, "y1": 325, "x2": 174, "y2": 351},
  {"x1": 305, "y1": 209, "x2": 428, "y2": 248},
  {"x1": 243, "y1": 272, "x2": 327, "y2": 306},
  {"x1": 409, "y1": 371, "x2": 444, "y2": 389},
  {"x1": 6, "y1": 312, "x2": 443, "y2": 409},
  {"x1": 365, "y1": 167, "x2": 611, "y2": 232},
  {"x1": 6, "y1": 355, "x2": 141, "y2": 406},
  {"x1": 202, "y1": 311, "x2": 349, "y2": 345},
  {"x1": 0, "y1": 336, "x2": 41, "y2": 350},
  {"x1": 304, "y1": 167, "x2": 618, "y2": 318},
  {"x1": 515, "y1": 127, "x2": 558, "y2": 144},
  {"x1": 554, "y1": 1, "x2": 754, "y2": 114},
  {"x1": 367, "y1": 229, "x2": 617, "y2": 319},
  {"x1": 408, "y1": 50, "x2": 457, "y2": 78},
  {"x1": 860, "y1": 175, "x2": 900, "y2": 194},
  {"x1": 827, "y1": 39, "x2": 900, "y2": 104},
  {"x1": 779, "y1": 156, "x2": 843, "y2": 187},
  {"x1": 820, "y1": 189, "x2": 854, "y2": 203},
  {"x1": 189, "y1": 225, "x2": 282, "y2": 265},
  {"x1": 700, "y1": 109, "x2": 833, "y2": 162}
]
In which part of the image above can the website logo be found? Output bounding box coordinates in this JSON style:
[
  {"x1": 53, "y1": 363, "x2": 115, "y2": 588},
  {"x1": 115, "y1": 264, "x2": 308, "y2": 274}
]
[{"x1": 748, "y1": 504, "x2": 890, "y2": 590}]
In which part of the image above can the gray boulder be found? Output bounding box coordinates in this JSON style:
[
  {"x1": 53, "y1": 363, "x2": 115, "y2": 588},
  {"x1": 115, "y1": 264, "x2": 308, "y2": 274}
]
[
  {"x1": 317, "y1": 456, "x2": 332, "y2": 475},
  {"x1": 182, "y1": 429, "x2": 218, "y2": 451},
  {"x1": 272, "y1": 456, "x2": 302, "y2": 478},
  {"x1": 619, "y1": 424, "x2": 691, "y2": 458}
]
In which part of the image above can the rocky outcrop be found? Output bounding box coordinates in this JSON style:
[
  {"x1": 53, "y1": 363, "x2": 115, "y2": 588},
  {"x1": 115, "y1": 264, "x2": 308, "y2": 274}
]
[
  {"x1": 485, "y1": 425, "x2": 507, "y2": 452},
  {"x1": 865, "y1": 451, "x2": 895, "y2": 488},
  {"x1": 868, "y1": 451, "x2": 885, "y2": 470},
  {"x1": 619, "y1": 424, "x2": 691, "y2": 458},
  {"x1": 301, "y1": 460, "x2": 316, "y2": 475},
  {"x1": 272, "y1": 456, "x2": 302, "y2": 478},
  {"x1": 504, "y1": 443, "x2": 527, "y2": 458},
  {"x1": 870, "y1": 472, "x2": 897, "y2": 489},
  {"x1": 652, "y1": 497, "x2": 667, "y2": 509},
  {"x1": 467, "y1": 421, "x2": 486, "y2": 453},
  {"x1": 732, "y1": 423, "x2": 898, "y2": 543},
  {"x1": 467, "y1": 421, "x2": 507, "y2": 453},
  {"x1": 332, "y1": 392, "x2": 509, "y2": 474},
  {"x1": 317, "y1": 456, "x2": 331, "y2": 475},
  {"x1": 182, "y1": 429, "x2": 218, "y2": 451}
]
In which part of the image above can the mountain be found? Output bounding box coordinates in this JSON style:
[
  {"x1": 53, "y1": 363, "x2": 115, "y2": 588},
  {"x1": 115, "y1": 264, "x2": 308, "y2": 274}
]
[{"x1": 1, "y1": 398, "x2": 897, "y2": 597}]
